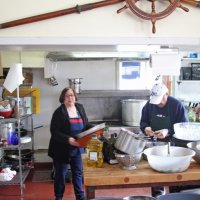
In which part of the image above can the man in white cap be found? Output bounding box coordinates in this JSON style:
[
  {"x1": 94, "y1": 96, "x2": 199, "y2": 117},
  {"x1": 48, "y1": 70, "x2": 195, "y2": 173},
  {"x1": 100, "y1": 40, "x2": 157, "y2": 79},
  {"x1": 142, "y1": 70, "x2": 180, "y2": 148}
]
[
  {"x1": 140, "y1": 82, "x2": 188, "y2": 197},
  {"x1": 140, "y1": 82, "x2": 188, "y2": 141}
]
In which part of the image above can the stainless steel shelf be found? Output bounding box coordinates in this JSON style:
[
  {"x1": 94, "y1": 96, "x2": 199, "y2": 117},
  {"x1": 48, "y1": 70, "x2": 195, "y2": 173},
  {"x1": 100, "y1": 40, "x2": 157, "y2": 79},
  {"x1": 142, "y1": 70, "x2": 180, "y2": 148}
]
[
  {"x1": 0, "y1": 114, "x2": 34, "y2": 196},
  {"x1": 0, "y1": 169, "x2": 30, "y2": 186}
]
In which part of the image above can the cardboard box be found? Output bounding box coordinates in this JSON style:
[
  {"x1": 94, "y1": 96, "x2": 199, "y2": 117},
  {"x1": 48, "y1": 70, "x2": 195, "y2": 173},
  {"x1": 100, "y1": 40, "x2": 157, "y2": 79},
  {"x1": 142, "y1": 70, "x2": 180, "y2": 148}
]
[{"x1": 23, "y1": 72, "x2": 33, "y2": 86}]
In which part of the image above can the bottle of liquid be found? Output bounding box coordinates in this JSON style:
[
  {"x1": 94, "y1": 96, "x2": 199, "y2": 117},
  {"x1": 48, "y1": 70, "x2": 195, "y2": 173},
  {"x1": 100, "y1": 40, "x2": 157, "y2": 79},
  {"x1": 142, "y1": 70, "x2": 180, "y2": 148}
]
[
  {"x1": 103, "y1": 127, "x2": 109, "y2": 139},
  {"x1": 87, "y1": 134, "x2": 103, "y2": 168}
]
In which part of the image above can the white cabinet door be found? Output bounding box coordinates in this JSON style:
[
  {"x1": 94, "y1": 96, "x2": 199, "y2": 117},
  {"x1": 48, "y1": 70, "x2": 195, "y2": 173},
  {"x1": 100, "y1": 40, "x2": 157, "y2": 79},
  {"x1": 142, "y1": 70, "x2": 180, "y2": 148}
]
[
  {"x1": 21, "y1": 51, "x2": 46, "y2": 68},
  {"x1": 1, "y1": 51, "x2": 47, "y2": 68},
  {"x1": 1, "y1": 51, "x2": 20, "y2": 68}
]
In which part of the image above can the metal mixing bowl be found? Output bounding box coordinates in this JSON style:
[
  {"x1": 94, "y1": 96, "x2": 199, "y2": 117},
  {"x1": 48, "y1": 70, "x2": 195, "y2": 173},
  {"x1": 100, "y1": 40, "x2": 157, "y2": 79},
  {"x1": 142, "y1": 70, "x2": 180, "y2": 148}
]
[
  {"x1": 123, "y1": 196, "x2": 156, "y2": 200},
  {"x1": 114, "y1": 151, "x2": 142, "y2": 170},
  {"x1": 187, "y1": 141, "x2": 200, "y2": 164},
  {"x1": 157, "y1": 193, "x2": 200, "y2": 200}
]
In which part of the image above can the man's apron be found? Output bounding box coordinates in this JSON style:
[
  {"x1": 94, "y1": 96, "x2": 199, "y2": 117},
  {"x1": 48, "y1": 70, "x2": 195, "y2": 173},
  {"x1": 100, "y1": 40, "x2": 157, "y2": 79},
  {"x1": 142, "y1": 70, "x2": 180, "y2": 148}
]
[{"x1": 150, "y1": 105, "x2": 172, "y2": 142}]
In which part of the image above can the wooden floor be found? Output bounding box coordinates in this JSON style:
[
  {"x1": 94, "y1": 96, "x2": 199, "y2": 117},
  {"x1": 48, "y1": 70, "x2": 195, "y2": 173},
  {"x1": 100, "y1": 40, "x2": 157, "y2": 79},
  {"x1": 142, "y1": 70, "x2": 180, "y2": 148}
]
[{"x1": 0, "y1": 163, "x2": 151, "y2": 200}]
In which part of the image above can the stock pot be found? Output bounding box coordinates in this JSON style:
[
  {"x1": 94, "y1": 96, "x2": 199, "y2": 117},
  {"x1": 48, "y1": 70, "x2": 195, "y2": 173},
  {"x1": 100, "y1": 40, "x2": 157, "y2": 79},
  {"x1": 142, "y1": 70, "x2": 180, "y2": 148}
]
[{"x1": 121, "y1": 99, "x2": 147, "y2": 126}]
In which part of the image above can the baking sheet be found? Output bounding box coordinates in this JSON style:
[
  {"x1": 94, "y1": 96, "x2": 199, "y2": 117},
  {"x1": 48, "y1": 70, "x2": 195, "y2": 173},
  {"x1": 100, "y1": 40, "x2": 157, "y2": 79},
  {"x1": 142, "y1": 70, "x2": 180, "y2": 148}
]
[{"x1": 76, "y1": 123, "x2": 105, "y2": 139}]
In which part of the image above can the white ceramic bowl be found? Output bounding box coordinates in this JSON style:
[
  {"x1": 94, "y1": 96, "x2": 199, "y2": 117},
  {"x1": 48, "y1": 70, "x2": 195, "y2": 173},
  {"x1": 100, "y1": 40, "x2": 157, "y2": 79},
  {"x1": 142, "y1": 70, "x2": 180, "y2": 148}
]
[
  {"x1": 143, "y1": 146, "x2": 195, "y2": 173},
  {"x1": 115, "y1": 151, "x2": 142, "y2": 170},
  {"x1": 174, "y1": 122, "x2": 200, "y2": 141}
]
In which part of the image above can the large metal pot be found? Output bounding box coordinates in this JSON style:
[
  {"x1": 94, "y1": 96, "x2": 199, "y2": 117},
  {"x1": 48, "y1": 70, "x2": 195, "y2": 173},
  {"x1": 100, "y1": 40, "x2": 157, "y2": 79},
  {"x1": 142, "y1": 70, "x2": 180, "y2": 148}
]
[
  {"x1": 121, "y1": 99, "x2": 147, "y2": 126},
  {"x1": 0, "y1": 122, "x2": 16, "y2": 144},
  {"x1": 114, "y1": 128, "x2": 146, "y2": 154}
]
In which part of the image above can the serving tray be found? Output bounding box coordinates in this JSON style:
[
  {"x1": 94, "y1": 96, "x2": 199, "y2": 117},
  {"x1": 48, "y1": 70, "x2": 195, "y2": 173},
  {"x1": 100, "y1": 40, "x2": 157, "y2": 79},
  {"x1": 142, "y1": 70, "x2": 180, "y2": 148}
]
[{"x1": 76, "y1": 123, "x2": 105, "y2": 147}]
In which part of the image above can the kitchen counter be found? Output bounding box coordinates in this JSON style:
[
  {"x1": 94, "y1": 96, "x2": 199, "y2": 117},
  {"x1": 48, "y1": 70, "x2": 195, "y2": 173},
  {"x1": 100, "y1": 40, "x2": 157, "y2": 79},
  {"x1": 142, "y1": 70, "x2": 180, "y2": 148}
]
[{"x1": 82, "y1": 158, "x2": 200, "y2": 199}]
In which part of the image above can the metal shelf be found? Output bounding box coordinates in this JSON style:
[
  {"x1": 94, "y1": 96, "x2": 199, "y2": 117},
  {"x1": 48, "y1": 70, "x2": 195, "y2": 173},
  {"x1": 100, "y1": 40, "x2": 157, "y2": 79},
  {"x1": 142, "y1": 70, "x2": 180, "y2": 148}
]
[
  {"x1": 0, "y1": 168, "x2": 30, "y2": 186},
  {"x1": 0, "y1": 114, "x2": 34, "y2": 196}
]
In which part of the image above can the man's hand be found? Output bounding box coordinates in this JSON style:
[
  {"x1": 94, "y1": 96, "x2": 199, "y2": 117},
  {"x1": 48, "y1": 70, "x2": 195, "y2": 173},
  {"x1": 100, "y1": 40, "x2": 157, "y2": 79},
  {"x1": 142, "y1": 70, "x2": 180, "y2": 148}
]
[
  {"x1": 154, "y1": 129, "x2": 169, "y2": 139},
  {"x1": 145, "y1": 127, "x2": 154, "y2": 137}
]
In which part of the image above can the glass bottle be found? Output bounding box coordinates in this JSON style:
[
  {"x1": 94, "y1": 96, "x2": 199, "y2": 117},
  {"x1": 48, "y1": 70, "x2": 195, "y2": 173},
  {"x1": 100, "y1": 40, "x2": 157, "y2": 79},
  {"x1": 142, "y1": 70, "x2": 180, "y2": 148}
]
[
  {"x1": 87, "y1": 134, "x2": 103, "y2": 168},
  {"x1": 103, "y1": 127, "x2": 109, "y2": 139}
]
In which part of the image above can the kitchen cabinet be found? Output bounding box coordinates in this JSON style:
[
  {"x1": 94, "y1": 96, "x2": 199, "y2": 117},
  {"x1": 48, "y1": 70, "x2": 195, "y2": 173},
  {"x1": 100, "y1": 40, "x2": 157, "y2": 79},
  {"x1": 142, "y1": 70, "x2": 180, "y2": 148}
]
[
  {"x1": 0, "y1": 114, "x2": 34, "y2": 196},
  {"x1": 1, "y1": 51, "x2": 47, "y2": 68}
]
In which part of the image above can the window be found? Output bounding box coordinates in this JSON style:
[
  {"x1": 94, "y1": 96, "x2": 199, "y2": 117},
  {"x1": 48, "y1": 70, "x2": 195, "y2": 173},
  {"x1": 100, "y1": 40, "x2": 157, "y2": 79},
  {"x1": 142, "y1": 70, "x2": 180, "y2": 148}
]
[{"x1": 117, "y1": 60, "x2": 156, "y2": 90}]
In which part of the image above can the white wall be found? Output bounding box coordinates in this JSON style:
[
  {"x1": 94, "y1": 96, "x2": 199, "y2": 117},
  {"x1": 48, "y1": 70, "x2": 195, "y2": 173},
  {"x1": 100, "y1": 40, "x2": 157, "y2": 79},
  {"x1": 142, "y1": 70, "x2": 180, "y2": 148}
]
[
  {"x1": 33, "y1": 60, "x2": 116, "y2": 149},
  {"x1": 0, "y1": 0, "x2": 200, "y2": 40}
]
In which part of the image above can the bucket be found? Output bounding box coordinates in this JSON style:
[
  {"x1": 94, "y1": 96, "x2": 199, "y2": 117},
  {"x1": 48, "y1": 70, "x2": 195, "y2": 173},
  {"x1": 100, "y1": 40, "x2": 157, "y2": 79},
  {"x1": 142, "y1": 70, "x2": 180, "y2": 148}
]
[{"x1": 121, "y1": 99, "x2": 147, "y2": 126}]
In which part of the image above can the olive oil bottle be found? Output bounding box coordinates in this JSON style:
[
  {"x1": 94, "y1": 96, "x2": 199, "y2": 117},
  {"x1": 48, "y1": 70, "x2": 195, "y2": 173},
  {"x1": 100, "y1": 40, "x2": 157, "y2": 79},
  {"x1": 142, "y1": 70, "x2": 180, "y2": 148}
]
[{"x1": 87, "y1": 134, "x2": 103, "y2": 168}]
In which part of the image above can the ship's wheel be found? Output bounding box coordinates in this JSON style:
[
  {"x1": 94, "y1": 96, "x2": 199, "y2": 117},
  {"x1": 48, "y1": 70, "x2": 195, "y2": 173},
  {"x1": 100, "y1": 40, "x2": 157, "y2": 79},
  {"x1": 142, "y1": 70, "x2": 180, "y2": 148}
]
[{"x1": 117, "y1": 0, "x2": 189, "y2": 33}]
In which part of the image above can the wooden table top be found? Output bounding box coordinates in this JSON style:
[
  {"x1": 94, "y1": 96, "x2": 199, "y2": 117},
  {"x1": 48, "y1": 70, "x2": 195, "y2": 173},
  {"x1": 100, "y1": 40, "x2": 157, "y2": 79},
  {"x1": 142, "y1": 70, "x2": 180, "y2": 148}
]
[{"x1": 82, "y1": 159, "x2": 200, "y2": 186}]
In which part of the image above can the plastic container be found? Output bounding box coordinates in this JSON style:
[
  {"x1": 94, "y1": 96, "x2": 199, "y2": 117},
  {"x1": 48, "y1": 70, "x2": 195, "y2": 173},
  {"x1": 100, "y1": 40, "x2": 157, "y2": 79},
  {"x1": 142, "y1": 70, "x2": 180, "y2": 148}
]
[
  {"x1": 0, "y1": 109, "x2": 13, "y2": 118},
  {"x1": 174, "y1": 122, "x2": 200, "y2": 141},
  {"x1": 87, "y1": 134, "x2": 103, "y2": 168},
  {"x1": 143, "y1": 146, "x2": 195, "y2": 173}
]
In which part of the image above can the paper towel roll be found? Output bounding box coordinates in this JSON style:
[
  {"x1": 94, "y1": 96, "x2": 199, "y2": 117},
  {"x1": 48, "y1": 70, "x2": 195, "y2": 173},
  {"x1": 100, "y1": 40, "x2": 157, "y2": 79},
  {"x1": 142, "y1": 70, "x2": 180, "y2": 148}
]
[{"x1": 3, "y1": 63, "x2": 25, "y2": 93}]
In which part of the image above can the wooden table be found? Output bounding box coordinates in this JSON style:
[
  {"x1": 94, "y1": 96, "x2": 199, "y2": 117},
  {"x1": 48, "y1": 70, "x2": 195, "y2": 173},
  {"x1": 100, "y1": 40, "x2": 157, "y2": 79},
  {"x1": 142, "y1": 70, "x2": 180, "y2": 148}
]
[{"x1": 82, "y1": 159, "x2": 200, "y2": 199}]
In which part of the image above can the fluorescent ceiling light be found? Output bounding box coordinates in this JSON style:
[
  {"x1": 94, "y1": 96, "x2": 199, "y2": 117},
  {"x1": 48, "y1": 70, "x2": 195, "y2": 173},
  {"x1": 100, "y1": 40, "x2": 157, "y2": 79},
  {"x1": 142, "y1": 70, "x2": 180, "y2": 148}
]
[{"x1": 70, "y1": 51, "x2": 147, "y2": 58}]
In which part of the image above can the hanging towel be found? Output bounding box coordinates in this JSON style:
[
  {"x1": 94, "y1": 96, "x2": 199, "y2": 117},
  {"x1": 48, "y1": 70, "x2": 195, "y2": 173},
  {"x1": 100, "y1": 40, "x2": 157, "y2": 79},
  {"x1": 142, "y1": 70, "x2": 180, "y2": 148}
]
[{"x1": 3, "y1": 63, "x2": 24, "y2": 93}]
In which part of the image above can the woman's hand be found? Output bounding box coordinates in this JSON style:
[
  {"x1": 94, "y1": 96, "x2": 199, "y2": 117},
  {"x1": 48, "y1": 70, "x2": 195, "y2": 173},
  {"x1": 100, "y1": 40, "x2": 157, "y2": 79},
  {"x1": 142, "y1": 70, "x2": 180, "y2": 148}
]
[{"x1": 68, "y1": 137, "x2": 80, "y2": 147}]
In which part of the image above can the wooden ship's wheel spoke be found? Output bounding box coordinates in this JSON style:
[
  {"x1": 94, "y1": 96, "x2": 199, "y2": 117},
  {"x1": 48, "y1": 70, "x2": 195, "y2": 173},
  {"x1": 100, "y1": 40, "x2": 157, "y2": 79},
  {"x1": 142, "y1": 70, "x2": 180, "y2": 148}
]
[{"x1": 117, "y1": 0, "x2": 189, "y2": 33}]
